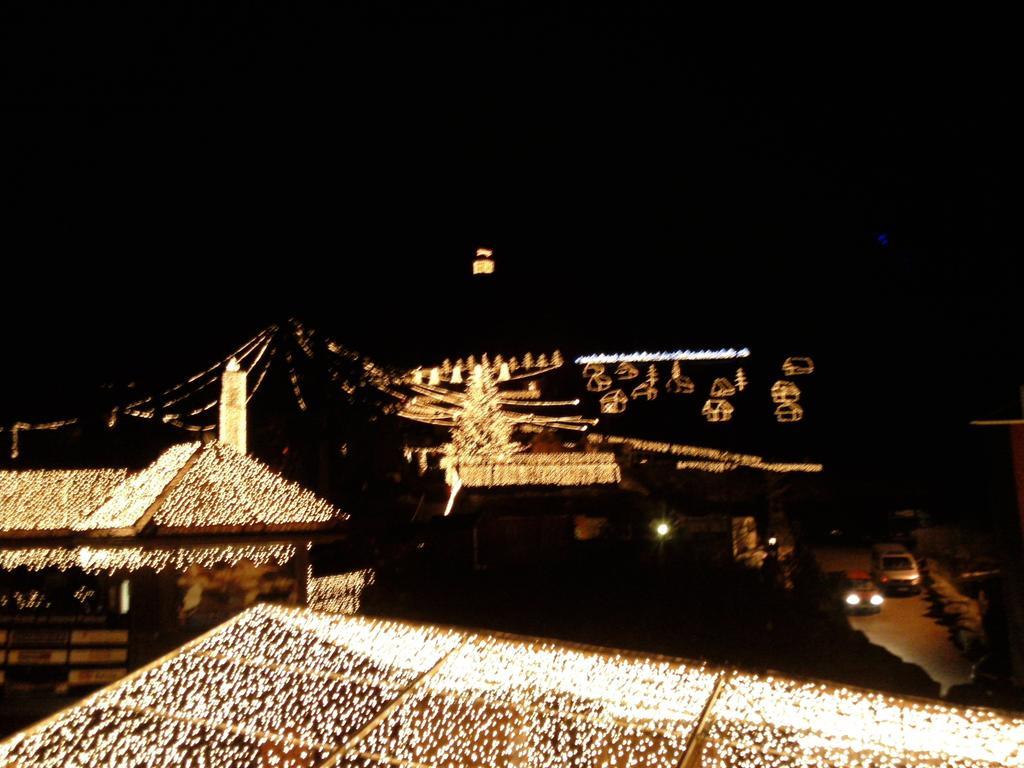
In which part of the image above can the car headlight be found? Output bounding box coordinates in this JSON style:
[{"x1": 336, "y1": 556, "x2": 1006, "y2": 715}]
[
  {"x1": 845, "y1": 594, "x2": 861, "y2": 605},
  {"x1": 870, "y1": 594, "x2": 884, "y2": 606}
]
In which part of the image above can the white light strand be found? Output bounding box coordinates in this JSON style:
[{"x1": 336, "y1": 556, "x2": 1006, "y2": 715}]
[
  {"x1": 0, "y1": 542, "x2": 297, "y2": 574},
  {"x1": 447, "y1": 452, "x2": 621, "y2": 487},
  {"x1": 246, "y1": 341, "x2": 277, "y2": 404},
  {"x1": 285, "y1": 348, "x2": 309, "y2": 412},
  {"x1": 576, "y1": 348, "x2": 751, "y2": 364},
  {"x1": 124, "y1": 327, "x2": 274, "y2": 411},
  {"x1": 307, "y1": 567, "x2": 376, "y2": 614},
  {"x1": 588, "y1": 434, "x2": 823, "y2": 474},
  {"x1": 408, "y1": 351, "x2": 564, "y2": 384}
]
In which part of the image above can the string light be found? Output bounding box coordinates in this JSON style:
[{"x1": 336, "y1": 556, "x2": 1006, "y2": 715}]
[
  {"x1": 4, "y1": 607, "x2": 1012, "y2": 768},
  {"x1": 85, "y1": 442, "x2": 199, "y2": 531},
  {"x1": 676, "y1": 460, "x2": 823, "y2": 474},
  {"x1": 0, "y1": 542, "x2": 297, "y2": 574},
  {"x1": 0, "y1": 468, "x2": 128, "y2": 533},
  {"x1": 710, "y1": 377, "x2": 737, "y2": 398},
  {"x1": 702, "y1": 672, "x2": 1024, "y2": 768},
  {"x1": 443, "y1": 468, "x2": 463, "y2": 516},
  {"x1": 615, "y1": 361, "x2": 640, "y2": 380},
  {"x1": 1, "y1": 328, "x2": 277, "y2": 456},
  {"x1": 419, "y1": 366, "x2": 613, "y2": 489},
  {"x1": 734, "y1": 368, "x2": 748, "y2": 391},
  {"x1": 576, "y1": 348, "x2": 751, "y2": 364},
  {"x1": 600, "y1": 389, "x2": 629, "y2": 414},
  {"x1": 307, "y1": 567, "x2": 376, "y2": 614},
  {"x1": 6, "y1": 418, "x2": 80, "y2": 459},
  {"x1": 408, "y1": 349, "x2": 564, "y2": 385},
  {"x1": 2, "y1": 324, "x2": 398, "y2": 457},
  {"x1": 771, "y1": 380, "x2": 803, "y2": 423},
  {"x1": 702, "y1": 398, "x2": 735, "y2": 422},
  {"x1": 1, "y1": 441, "x2": 343, "y2": 536},
  {"x1": 450, "y1": 452, "x2": 621, "y2": 487},
  {"x1": 583, "y1": 363, "x2": 614, "y2": 392},
  {"x1": 153, "y1": 442, "x2": 340, "y2": 532},
  {"x1": 587, "y1": 435, "x2": 822, "y2": 474},
  {"x1": 781, "y1": 356, "x2": 815, "y2": 376},
  {"x1": 665, "y1": 361, "x2": 695, "y2": 394},
  {"x1": 400, "y1": 368, "x2": 596, "y2": 434},
  {"x1": 630, "y1": 364, "x2": 659, "y2": 400},
  {"x1": 285, "y1": 348, "x2": 309, "y2": 412}
]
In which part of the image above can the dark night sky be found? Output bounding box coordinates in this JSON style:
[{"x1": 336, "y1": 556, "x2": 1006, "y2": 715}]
[{"x1": 1, "y1": 6, "x2": 1022, "y2": 513}]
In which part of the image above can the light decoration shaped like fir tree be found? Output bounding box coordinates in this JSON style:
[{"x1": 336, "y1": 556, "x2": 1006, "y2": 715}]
[
  {"x1": 400, "y1": 356, "x2": 595, "y2": 434},
  {"x1": 447, "y1": 366, "x2": 519, "y2": 463},
  {"x1": 400, "y1": 358, "x2": 617, "y2": 491}
]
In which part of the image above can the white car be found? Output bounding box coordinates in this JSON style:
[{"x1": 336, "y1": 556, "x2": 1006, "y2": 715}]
[{"x1": 871, "y1": 544, "x2": 922, "y2": 595}]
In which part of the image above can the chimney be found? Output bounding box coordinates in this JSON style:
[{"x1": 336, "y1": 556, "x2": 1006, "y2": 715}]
[{"x1": 219, "y1": 358, "x2": 247, "y2": 453}]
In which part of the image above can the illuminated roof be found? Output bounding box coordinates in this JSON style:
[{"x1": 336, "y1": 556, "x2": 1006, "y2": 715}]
[
  {"x1": 0, "y1": 442, "x2": 343, "y2": 539},
  {"x1": 1, "y1": 605, "x2": 1020, "y2": 768},
  {"x1": 153, "y1": 441, "x2": 338, "y2": 533},
  {"x1": 0, "y1": 467, "x2": 128, "y2": 535}
]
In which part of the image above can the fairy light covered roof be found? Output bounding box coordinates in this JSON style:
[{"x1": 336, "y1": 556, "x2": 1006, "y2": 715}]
[
  {"x1": 0, "y1": 441, "x2": 343, "y2": 540},
  {"x1": 1, "y1": 605, "x2": 1020, "y2": 768},
  {"x1": 153, "y1": 441, "x2": 338, "y2": 533},
  {"x1": 0, "y1": 467, "x2": 128, "y2": 535}
]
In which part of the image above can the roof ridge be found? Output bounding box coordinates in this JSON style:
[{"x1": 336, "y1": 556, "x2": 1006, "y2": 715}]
[{"x1": 131, "y1": 442, "x2": 206, "y2": 535}]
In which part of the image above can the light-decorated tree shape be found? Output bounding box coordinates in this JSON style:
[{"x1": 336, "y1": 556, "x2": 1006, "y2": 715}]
[
  {"x1": 735, "y1": 367, "x2": 748, "y2": 391},
  {"x1": 401, "y1": 353, "x2": 598, "y2": 435},
  {"x1": 448, "y1": 366, "x2": 518, "y2": 461}
]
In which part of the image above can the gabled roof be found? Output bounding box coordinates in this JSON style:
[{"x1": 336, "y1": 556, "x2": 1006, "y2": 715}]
[
  {"x1": 151, "y1": 441, "x2": 339, "y2": 534},
  {"x1": 0, "y1": 468, "x2": 128, "y2": 536},
  {"x1": 0, "y1": 442, "x2": 343, "y2": 540},
  {"x1": 0, "y1": 605, "x2": 1019, "y2": 767}
]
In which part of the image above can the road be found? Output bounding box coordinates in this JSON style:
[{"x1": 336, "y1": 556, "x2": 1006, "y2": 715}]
[{"x1": 814, "y1": 546, "x2": 973, "y2": 694}]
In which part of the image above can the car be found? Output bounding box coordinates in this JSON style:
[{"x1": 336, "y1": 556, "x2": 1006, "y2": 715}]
[
  {"x1": 840, "y1": 569, "x2": 884, "y2": 614},
  {"x1": 871, "y1": 543, "x2": 922, "y2": 595}
]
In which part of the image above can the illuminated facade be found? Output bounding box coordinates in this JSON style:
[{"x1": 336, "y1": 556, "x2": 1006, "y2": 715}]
[{"x1": 0, "y1": 605, "x2": 1019, "y2": 768}]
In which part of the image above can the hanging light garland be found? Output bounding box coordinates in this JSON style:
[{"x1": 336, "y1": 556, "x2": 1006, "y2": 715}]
[
  {"x1": 306, "y1": 567, "x2": 376, "y2": 614},
  {"x1": 450, "y1": 453, "x2": 621, "y2": 487},
  {"x1": 0, "y1": 542, "x2": 298, "y2": 574},
  {"x1": 576, "y1": 348, "x2": 751, "y2": 364},
  {"x1": 587, "y1": 434, "x2": 822, "y2": 474}
]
